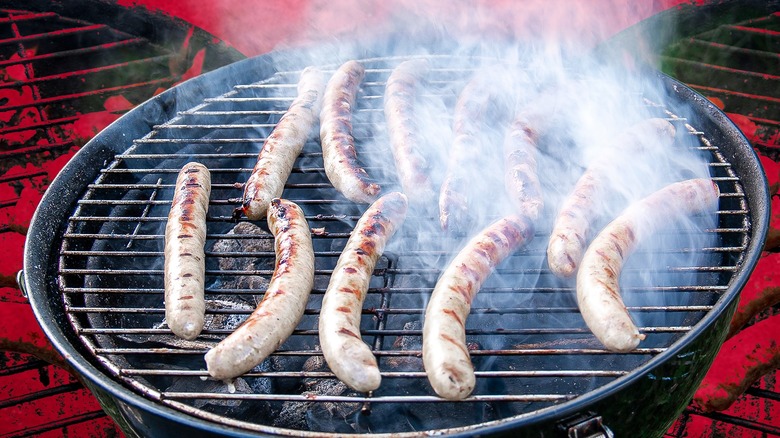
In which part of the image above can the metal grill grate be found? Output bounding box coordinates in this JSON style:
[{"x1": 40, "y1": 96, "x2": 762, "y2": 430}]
[
  {"x1": 661, "y1": 11, "x2": 780, "y2": 157},
  {"x1": 0, "y1": 6, "x2": 183, "y2": 242},
  {"x1": 0, "y1": 7, "x2": 180, "y2": 170},
  {"x1": 56, "y1": 55, "x2": 751, "y2": 435}
]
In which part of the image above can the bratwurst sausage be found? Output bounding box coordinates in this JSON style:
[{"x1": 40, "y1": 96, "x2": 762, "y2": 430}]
[
  {"x1": 423, "y1": 215, "x2": 535, "y2": 400},
  {"x1": 320, "y1": 60, "x2": 380, "y2": 203},
  {"x1": 318, "y1": 192, "x2": 408, "y2": 392},
  {"x1": 164, "y1": 162, "x2": 211, "y2": 340},
  {"x1": 547, "y1": 118, "x2": 677, "y2": 278},
  {"x1": 503, "y1": 114, "x2": 543, "y2": 222},
  {"x1": 384, "y1": 58, "x2": 435, "y2": 204},
  {"x1": 439, "y1": 73, "x2": 507, "y2": 233},
  {"x1": 205, "y1": 198, "x2": 315, "y2": 380},
  {"x1": 242, "y1": 67, "x2": 325, "y2": 220},
  {"x1": 576, "y1": 178, "x2": 719, "y2": 352}
]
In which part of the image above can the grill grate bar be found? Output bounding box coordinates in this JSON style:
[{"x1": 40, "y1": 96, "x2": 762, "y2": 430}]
[
  {"x1": 0, "y1": 37, "x2": 147, "y2": 69},
  {"x1": 0, "y1": 116, "x2": 81, "y2": 135},
  {"x1": 689, "y1": 83, "x2": 780, "y2": 105},
  {"x1": 0, "y1": 23, "x2": 108, "y2": 47},
  {"x1": 0, "y1": 358, "x2": 49, "y2": 377},
  {"x1": 725, "y1": 23, "x2": 780, "y2": 37},
  {"x1": 66, "y1": 305, "x2": 715, "y2": 314},
  {"x1": 58, "y1": 228, "x2": 742, "y2": 238},
  {"x1": 203, "y1": 96, "x2": 295, "y2": 104},
  {"x1": 161, "y1": 392, "x2": 577, "y2": 404},
  {"x1": 152, "y1": 123, "x2": 278, "y2": 130},
  {"x1": 0, "y1": 11, "x2": 57, "y2": 24},
  {"x1": 0, "y1": 54, "x2": 176, "y2": 91},
  {"x1": 58, "y1": 265, "x2": 740, "y2": 277},
  {"x1": 744, "y1": 386, "x2": 780, "y2": 402},
  {"x1": 126, "y1": 178, "x2": 163, "y2": 249},
  {"x1": 115, "y1": 153, "x2": 260, "y2": 160},
  {"x1": 123, "y1": 369, "x2": 629, "y2": 379},
  {"x1": 0, "y1": 79, "x2": 179, "y2": 113},
  {"x1": 180, "y1": 110, "x2": 287, "y2": 116},
  {"x1": 685, "y1": 410, "x2": 780, "y2": 436},
  {"x1": 0, "y1": 382, "x2": 84, "y2": 410},
  {"x1": 4, "y1": 410, "x2": 110, "y2": 438},
  {"x1": 82, "y1": 183, "x2": 251, "y2": 191},
  {"x1": 61, "y1": 286, "x2": 726, "y2": 295},
  {"x1": 661, "y1": 56, "x2": 780, "y2": 82},
  {"x1": 0, "y1": 141, "x2": 75, "y2": 160},
  {"x1": 59, "y1": 247, "x2": 744, "y2": 258},
  {"x1": 73, "y1": 326, "x2": 694, "y2": 336},
  {"x1": 93, "y1": 347, "x2": 666, "y2": 356},
  {"x1": 0, "y1": 170, "x2": 47, "y2": 185}
]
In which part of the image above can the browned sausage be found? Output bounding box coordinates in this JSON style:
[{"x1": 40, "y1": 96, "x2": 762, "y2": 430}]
[
  {"x1": 576, "y1": 178, "x2": 719, "y2": 352},
  {"x1": 164, "y1": 162, "x2": 211, "y2": 340},
  {"x1": 242, "y1": 67, "x2": 326, "y2": 220},
  {"x1": 503, "y1": 114, "x2": 543, "y2": 222},
  {"x1": 318, "y1": 192, "x2": 408, "y2": 392},
  {"x1": 439, "y1": 73, "x2": 503, "y2": 233},
  {"x1": 547, "y1": 118, "x2": 677, "y2": 277},
  {"x1": 423, "y1": 214, "x2": 535, "y2": 400},
  {"x1": 205, "y1": 199, "x2": 314, "y2": 380},
  {"x1": 320, "y1": 60, "x2": 380, "y2": 203},
  {"x1": 384, "y1": 58, "x2": 436, "y2": 204}
]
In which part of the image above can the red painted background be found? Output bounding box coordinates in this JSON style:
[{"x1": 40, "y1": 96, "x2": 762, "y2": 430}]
[{"x1": 1, "y1": 1, "x2": 776, "y2": 436}]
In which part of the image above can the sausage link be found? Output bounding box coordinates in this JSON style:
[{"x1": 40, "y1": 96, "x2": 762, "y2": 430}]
[
  {"x1": 439, "y1": 74, "x2": 503, "y2": 233},
  {"x1": 205, "y1": 199, "x2": 314, "y2": 380},
  {"x1": 242, "y1": 67, "x2": 326, "y2": 220},
  {"x1": 576, "y1": 178, "x2": 719, "y2": 352},
  {"x1": 320, "y1": 60, "x2": 380, "y2": 203},
  {"x1": 423, "y1": 215, "x2": 534, "y2": 400},
  {"x1": 504, "y1": 115, "x2": 543, "y2": 222},
  {"x1": 547, "y1": 118, "x2": 677, "y2": 277},
  {"x1": 384, "y1": 58, "x2": 435, "y2": 204},
  {"x1": 318, "y1": 192, "x2": 408, "y2": 392},
  {"x1": 164, "y1": 162, "x2": 211, "y2": 340}
]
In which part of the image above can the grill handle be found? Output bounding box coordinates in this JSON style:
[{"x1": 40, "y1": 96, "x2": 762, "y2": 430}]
[
  {"x1": 558, "y1": 412, "x2": 615, "y2": 438},
  {"x1": 16, "y1": 270, "x2": 27, "y2": 298}
]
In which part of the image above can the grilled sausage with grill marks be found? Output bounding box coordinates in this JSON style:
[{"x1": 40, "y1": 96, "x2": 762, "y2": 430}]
[
  {"x1": 319, "y1": 192, "x2": 408, "y2": 392},
  {"x1": 164, "y1": 162, "x2": 211, "y2": 340},
  {"x1": 576, "y1": 178, "x2": 719, "y2": 352},
  {"x1": 439, "y1": 73, "x2": 507, "y2": 233},
  {"x1": 423, "y1": 215, "x2": 534, "y2": 400},
  {"x1": 504, "y1": 114, "x2": 543, "y2": 222},
  {"x1": 384, "y1": 58, "x2": 435, "y2": 204},
  {"x1": 205, "y1": 198, "x2": 314, "y2": 380},
  {"x1": 547, "y1": 118, "x2": 677, "y2": 278},
  {"x1": 242, "y1": 67, "x2": 326, "y2": 220},
  {"x1": 320, "y1": 60, "x2": 380, "y2": 203}
]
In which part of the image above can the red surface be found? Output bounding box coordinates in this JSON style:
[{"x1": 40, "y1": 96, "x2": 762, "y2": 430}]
[
  {"x1": 118, "y1": 0, "x2": 687, "y2": 57},
  {"x1": 0, "y1": 1, "x2": 776, "y2": 437},
  {"x1": 0, "y1": 352, "x2": 119, "y2": 437}
]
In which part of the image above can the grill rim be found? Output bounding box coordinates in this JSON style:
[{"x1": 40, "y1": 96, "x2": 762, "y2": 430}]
[{"x1": 22, "y1": 41, "x2": 770, "y2": 436}]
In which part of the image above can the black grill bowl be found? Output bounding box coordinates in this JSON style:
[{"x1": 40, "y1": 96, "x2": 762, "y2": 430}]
[{"x1": 22, "y1": 41, "x2": 770, "y2": 437}]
